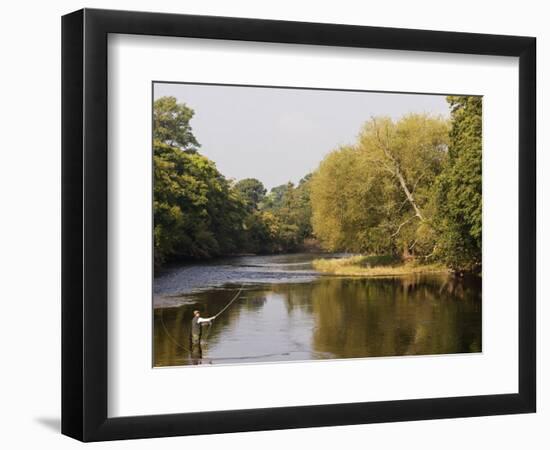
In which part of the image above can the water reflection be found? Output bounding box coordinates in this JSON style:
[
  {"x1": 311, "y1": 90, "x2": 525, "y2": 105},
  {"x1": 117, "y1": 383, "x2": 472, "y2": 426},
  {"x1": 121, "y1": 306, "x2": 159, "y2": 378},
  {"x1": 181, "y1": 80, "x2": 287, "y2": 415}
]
[{"x1": 153, "y1": 273, "x2": 481, "y2": 367}]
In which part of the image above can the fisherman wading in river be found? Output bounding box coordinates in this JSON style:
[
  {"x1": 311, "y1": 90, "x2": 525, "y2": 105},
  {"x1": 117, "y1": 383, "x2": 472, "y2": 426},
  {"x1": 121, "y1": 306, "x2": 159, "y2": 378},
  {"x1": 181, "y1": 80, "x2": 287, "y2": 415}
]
[{"x1": 190, "y1": 310, "x2": 215, "y2": 346}]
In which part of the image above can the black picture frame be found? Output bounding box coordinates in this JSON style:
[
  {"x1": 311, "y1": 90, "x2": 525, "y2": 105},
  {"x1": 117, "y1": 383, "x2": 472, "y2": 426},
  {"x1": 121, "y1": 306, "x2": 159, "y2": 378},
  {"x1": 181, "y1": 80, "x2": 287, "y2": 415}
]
[{"x1": 61, "y1": 8, "x2": 536, "y2": 442}]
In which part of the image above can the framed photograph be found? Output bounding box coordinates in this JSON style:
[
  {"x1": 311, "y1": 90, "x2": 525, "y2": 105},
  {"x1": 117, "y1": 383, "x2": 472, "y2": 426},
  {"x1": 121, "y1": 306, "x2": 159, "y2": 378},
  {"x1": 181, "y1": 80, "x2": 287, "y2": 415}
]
[{"x1": 62, "y1": 8, "x2": 536, "y2": 441}]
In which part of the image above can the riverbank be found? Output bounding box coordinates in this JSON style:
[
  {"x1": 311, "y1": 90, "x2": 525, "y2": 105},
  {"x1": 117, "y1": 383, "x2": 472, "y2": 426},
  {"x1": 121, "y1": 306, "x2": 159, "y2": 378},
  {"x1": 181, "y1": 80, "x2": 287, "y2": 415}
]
[{"x1": 312, "y1": 255, "x2": 449, "y2": 277}]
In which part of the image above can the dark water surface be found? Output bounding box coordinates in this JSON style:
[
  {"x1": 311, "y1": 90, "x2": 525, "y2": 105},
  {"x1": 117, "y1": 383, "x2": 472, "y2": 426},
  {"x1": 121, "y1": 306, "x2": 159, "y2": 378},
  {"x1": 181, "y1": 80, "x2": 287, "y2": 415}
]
[{"x1": 153, "y1": 254, "x2": 481, "y2": 367}]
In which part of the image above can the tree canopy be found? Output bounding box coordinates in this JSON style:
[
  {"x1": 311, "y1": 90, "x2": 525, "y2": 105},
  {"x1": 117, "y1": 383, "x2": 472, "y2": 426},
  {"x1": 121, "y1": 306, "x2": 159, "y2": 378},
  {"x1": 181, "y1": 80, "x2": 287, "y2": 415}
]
[
  {"x1": 153, "y1": 97, "x2": 315, "y2": 270},
  {"x1": 234, "y1": 178, "x2": 267, "y2": 211},
  {"x1": 153, "y1": 95, "x2": 482, "y2": 274},
  {"x1": 153, "y1": 96, "x2": 200, "y2": 151},
  {"x1": 153, "y1": 97, "x2": 247, "y2": 267},
  {"x1": 310, "y1": 114, "x2": 449, "y2": 257},
  {"x1": 434, "y1": 96, "x2": 482, "y2": 272}
]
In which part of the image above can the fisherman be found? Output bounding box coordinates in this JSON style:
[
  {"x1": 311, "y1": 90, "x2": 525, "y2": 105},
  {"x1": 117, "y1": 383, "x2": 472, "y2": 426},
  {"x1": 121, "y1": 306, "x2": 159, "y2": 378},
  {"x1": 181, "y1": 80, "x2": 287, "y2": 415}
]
[{"x1": 190, "y1": 310, "x2": 215, "y2": 346}]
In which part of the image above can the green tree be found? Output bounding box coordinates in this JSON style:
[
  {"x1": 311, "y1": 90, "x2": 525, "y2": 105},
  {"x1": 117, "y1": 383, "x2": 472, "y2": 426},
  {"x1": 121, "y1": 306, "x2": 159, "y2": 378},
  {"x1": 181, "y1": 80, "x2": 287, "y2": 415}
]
[
  {"x1": 234, "y1": 178, "x2": 267, "y2": 211},
  {"x1": 153, "y1": 96, "x2": 200, "y2": 151},
  {"x1": 358, "y1": 115, "x2": 449, "y2": 257},
  {"x1": 260, "y1": 179, "x2": 314, "y2": 251},
  {"x1": 310, "y1": 146, "x2": 390, "y2": 253},
  {"x1": 434, "y1": 96, "x2": 482, "y2": 272},
  {"x1": 293, "y1": 175, "x2": 314, "y2": 241},
  {"x1": 153, "y1": 97, "x2": 248, "y2": 269},
  {"x1": 310, "y1": 114, "x2": 449, "y2": 257},
  {"x1": 263, "y1": 183, "x2": 289, "y2": 210}
]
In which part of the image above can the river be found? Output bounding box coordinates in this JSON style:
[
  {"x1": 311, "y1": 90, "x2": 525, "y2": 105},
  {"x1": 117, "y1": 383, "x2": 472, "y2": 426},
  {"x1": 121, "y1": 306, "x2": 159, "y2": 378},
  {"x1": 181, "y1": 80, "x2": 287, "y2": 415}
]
[{"x1": 153, "y1": 253, "x2": 481, "y2": 367}]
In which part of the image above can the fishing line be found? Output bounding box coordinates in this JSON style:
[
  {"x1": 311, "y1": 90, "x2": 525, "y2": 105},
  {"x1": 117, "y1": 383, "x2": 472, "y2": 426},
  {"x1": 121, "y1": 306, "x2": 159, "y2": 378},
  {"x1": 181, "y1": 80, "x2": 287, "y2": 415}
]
[
  {"x1": 212, "y1": 284, "x2": 245, "y2": 319},
  {"x1": 158, "y1": 284, "x2": 245, "y2": 356},
  {"x1": 159, "y1": 307, "x2": 192, "y2": 353},
  {"x1": 200, "y1": 284, "x2": 244, "y2": 342}
]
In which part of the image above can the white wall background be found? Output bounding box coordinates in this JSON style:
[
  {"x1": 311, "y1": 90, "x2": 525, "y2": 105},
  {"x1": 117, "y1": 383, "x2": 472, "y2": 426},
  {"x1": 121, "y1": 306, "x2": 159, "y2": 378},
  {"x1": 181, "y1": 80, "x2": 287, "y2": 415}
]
[{"x1": 0, "y1": 0, "x2": 546, "y2": 448}]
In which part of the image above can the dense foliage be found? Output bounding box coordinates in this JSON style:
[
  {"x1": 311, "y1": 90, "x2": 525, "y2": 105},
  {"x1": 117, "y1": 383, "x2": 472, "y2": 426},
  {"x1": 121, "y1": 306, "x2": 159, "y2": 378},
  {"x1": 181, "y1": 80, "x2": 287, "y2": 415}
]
[
  {"x1": 309, "y1": 100, "x2": 482, "y2": 272},
  {"x1": 310, "y1": 114, "x2": 449, "y2": 258},
  {"x1": 153, "y1": 97, "x2": 313, "y2": 270},
  {"x1": 433, "y1": 96, "x2": 482, "y2": 272},
  {"x1": 154, "y1": 96, "x2": 482, "y2": 273}
]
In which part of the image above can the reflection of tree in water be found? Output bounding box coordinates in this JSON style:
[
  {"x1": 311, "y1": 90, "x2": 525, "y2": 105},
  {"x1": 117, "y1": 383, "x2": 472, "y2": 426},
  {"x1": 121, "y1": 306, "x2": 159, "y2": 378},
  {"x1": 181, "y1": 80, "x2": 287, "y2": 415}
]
[
  {"x1": 271, "y1": 283, "x2": 314, "y2": 315},
  {"x1": 311, "y1": 274, "x2": 481, "y2": 359},
  {"x1": 240, "y1": 292, "x2": 267, "y2": 311},
  {"x1": 154, "y1": 274, "x2": 481, "y2": 366},
  {"x1": 153, "y1": 306, "x2": 189, "y2": 366}
]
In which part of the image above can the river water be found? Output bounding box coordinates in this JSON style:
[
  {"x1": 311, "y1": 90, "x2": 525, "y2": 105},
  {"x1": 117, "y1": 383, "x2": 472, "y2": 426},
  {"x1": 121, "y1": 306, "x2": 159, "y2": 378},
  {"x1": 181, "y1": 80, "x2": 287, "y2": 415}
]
[{"x1": 153, "y1": 253, "x2": 481, "y2": 367}]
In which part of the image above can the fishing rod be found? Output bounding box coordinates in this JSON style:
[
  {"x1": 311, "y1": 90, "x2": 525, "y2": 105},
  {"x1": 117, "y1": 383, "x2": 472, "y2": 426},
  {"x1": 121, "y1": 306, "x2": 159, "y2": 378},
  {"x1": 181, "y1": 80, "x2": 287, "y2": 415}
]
[
  {"x1": 200, "y1": 284, "x2": 244, "y2": 342},
  {"x1": 159, "y1": 284, "x2": 245, "y2": 354},
  {"x1": 212, "y1": 284, "x2": 244, "y2": 319}
]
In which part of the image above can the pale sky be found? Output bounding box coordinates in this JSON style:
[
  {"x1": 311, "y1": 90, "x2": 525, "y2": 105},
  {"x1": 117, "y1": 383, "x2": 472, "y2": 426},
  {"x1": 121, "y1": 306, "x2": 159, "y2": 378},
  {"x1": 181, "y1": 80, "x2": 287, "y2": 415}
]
[{"x1": 154, "y1": 82, "x2": 450, "y2": 190}]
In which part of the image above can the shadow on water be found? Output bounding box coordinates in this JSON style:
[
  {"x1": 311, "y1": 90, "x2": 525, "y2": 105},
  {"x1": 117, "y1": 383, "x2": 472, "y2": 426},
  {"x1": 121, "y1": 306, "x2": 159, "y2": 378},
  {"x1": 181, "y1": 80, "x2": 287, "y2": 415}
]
[{"x1": 154, "y1": 261, "x2": 481, "y2": 367}]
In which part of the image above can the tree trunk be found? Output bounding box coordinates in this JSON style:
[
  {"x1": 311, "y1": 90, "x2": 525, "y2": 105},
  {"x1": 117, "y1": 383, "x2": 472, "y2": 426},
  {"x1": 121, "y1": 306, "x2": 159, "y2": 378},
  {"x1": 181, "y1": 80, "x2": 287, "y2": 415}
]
[
  {"x1": 402, "y1": 242, "x2": 412, "y2": 260},
  {"x1": 395, "y1": 169, "x2": 424, "y2": 220}
]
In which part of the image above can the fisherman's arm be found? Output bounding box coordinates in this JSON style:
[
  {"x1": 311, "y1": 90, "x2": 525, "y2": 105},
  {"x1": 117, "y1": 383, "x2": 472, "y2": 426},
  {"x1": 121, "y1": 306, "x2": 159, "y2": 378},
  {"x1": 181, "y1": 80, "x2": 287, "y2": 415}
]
[{"x1": 197, "y1": 316, "x2": 215, "y2": 324}]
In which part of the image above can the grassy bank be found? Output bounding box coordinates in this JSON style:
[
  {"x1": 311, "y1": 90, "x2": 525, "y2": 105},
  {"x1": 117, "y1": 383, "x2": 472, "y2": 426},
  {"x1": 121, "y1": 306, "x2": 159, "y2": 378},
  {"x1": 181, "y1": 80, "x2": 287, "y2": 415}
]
[{"x1": 312, "y1": 255, "x2": 448, "y2": 277}]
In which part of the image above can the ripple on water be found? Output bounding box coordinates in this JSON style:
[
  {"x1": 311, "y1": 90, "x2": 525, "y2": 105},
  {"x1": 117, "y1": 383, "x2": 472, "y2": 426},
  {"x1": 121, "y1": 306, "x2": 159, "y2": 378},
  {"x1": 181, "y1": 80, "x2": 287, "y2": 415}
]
[{"x1": 153, "y1": 253, "x2": 335, "y2": 307}]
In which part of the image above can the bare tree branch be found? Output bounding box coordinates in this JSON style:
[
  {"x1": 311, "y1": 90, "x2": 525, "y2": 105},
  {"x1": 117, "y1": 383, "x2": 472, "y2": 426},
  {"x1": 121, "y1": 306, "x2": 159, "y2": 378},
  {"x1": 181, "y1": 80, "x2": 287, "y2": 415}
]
[
  {"x1": 395, "y1": 170, "x2": 424, "y2": 220},
  {"x1": 422, "y1": 244, "x2": 438, "y2": 260},
  {"x1": 411, "y1": 172, "x2": 427, "y2": 193},
  {"x1": 391, "y1": 215, "x2": 419, "y2": 238}
]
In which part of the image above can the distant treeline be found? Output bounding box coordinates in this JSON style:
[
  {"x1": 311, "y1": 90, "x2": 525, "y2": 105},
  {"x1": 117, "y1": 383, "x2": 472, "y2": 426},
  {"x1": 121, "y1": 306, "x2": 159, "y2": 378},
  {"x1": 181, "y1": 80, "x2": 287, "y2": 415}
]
[{"x1": 154, "y1": 95, "x2": 481, "y2": 273}]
